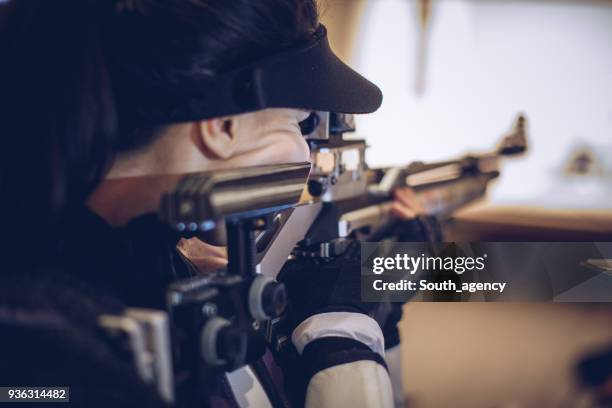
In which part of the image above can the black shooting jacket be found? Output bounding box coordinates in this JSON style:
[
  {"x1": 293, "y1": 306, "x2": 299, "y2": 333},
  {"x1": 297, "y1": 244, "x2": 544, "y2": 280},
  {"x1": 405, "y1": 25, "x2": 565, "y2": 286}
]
[{"x1": 0, "y1": 206, "x2": 238, "y2": 408}]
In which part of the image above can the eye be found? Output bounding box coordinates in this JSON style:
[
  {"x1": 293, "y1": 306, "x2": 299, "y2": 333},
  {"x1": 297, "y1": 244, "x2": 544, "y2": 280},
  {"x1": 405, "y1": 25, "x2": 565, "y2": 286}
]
[{"x1": 299, "y1": 112, "x2": 320, "y2": 136}]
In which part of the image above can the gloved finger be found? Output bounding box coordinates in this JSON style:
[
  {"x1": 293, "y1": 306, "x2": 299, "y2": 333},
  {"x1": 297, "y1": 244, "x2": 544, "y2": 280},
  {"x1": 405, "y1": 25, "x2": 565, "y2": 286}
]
[{"x1": 393, "y1": 188, "x2": 425, "y2": 214}]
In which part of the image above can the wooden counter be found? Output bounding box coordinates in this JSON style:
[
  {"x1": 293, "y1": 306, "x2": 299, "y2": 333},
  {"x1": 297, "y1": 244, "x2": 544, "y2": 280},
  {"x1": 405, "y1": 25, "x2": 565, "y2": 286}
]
[{"x1": 445, "y1": 203, "x2": 612, "y2": 241}]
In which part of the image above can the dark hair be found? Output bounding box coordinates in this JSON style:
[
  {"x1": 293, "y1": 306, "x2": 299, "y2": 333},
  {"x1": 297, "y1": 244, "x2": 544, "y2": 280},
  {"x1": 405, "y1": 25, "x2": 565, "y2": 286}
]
[{"x1": 0, "y1": 0, "x2": 318, "y2": 253}]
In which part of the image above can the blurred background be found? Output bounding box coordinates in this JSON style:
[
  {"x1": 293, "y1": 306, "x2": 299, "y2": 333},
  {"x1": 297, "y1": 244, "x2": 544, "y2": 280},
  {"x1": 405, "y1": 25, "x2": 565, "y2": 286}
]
[
  {"x1": 323, "y1": 0, "x2": 612, "y2": 211},
  {"x1": 320, "y1": 1, "x2": 612, "y2": 406}
]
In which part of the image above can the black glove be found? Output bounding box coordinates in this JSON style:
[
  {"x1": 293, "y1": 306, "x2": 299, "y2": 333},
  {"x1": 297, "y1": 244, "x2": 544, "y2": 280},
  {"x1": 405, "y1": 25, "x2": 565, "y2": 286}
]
[{"x1": 278, "y1": 240, "x2": 385, "y2": 333}]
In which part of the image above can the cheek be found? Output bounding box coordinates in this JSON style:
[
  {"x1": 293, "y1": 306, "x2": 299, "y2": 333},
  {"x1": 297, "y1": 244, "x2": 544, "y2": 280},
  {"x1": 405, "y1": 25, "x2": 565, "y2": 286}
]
[
  {"x1": 220, "y1": 131, "x2": 310, "y2": 169},
  {"x1": 278, "y1": 133, "x2": 310, "y2": 163},
  {"x1": 247, "y1": 132, "x2": 310, "y2": 166}
]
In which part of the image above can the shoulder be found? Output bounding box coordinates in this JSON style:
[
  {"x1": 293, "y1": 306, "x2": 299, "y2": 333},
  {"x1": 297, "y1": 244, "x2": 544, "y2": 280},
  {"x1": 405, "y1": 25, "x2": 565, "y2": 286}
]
[{"x1": 0, "y1": 268, "x2": 167, "y2": 408}]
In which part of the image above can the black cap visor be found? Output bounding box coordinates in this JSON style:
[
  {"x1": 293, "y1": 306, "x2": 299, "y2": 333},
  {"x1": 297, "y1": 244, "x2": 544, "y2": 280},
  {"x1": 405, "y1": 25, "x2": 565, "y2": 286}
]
[{"x1": 123, "y1": 25, "x2": 382, "y2": 125}]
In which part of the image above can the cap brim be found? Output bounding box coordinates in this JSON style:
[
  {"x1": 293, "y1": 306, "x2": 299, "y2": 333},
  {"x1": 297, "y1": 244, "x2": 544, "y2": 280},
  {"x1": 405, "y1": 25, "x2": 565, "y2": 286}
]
[
  {"x1": 259, "y1": 25, "x2": 383, "y2": 114},
  {"x1": 122, "y1": 25, "x2": 382, "y2": 125}
]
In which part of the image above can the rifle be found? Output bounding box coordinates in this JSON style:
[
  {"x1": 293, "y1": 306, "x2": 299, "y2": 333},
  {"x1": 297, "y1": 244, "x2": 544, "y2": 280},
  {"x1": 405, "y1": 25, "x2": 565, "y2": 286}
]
[
  {"x1": 253, "y1": 112, "x2": 527, "y2": 277},
  {"x1": 100, "y1": 162, "x2": 310, "y2": 405},
  {"x1": 98, "y1": 113, "x2": 527, "y2": 404}
]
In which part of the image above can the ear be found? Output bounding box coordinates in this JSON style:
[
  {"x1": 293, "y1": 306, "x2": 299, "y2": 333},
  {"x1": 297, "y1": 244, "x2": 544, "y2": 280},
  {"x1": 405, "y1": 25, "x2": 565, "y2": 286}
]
[{"x1": 196, "y1": 118, "x2": 236, "y2": 159}]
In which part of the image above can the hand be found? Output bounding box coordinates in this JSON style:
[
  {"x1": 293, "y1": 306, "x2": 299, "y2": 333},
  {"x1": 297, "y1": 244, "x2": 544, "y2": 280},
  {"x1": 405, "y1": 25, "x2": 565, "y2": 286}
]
[
  {"x1": 278, "y1": 240, "x2": 390, "y2": 354},
  {"x1": 391, "y1": 187, "x2": 424, "y2": 220},
  {"x1": 176, "y1": 238, "x2": 227, "y2": 273},
  {"x1": 279, "y1": 241, "x2": 379, "y2": 329},
  {"x1": 391, "y1": 186, "x2": 442, "y2": 243},
  {"x1": 386, "y1": 188, "x2": 436, "y2": 349}
]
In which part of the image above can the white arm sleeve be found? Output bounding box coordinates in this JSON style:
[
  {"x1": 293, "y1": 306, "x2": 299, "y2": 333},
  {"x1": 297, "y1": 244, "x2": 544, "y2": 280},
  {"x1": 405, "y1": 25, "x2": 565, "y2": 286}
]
[
  {"x1": 385, "y1": 344, "x2": 406, "y2": 408},
  {"x1": 291, "y1": 312, "x2": 385, "y2": 356},
  {"x1": 291, "y1": 312, "x2": 394, "y2": 408},
  {"x1": 305, "y1": 360, "x2": 394, "y2": 408}
]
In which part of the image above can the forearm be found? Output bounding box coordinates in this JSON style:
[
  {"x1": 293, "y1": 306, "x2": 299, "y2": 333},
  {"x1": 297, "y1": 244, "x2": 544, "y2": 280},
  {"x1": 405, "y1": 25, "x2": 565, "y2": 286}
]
[
  {"x1": 293, "y1": 313, "x2": 394, "y2": 408},
  {"x1": 306, "y1": 360, "x2": 393, "y2": 408}
]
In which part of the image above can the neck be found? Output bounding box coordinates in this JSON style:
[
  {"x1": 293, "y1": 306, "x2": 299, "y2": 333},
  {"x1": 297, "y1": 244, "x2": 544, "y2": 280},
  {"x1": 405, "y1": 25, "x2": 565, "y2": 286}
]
[
  {"x1": 87, "y1": 173, "x2": 183, "y2": 227},
  {"x1": 93, "y1": 124, "x2": 212, "y2": 225}
]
